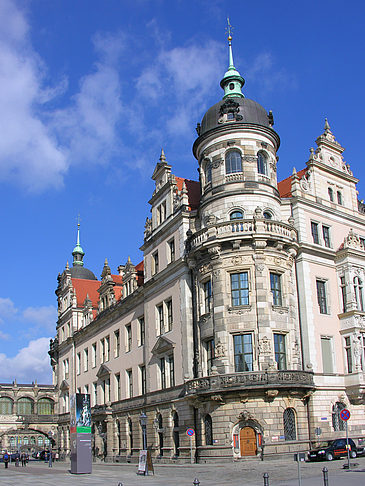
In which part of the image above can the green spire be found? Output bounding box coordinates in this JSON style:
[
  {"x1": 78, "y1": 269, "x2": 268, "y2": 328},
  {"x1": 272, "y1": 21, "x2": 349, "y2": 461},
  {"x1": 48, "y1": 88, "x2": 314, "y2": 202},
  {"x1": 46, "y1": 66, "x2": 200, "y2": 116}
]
[
  {"x1": 72, "y1": 219, "x2": 85, "y2": 267},
  {"x1": 220, "y1": 18, "x2": 245, "y2": 99}
]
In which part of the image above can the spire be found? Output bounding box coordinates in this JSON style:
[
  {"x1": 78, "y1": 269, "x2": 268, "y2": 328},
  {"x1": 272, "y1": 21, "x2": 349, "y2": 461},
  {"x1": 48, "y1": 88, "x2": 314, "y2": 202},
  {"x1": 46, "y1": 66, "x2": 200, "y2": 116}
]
[
  {"x1": 220, "y1": 18, "x2": 245, "y2": 99},
  {"x1": 72, "y1": 217, "x2": 85, "y2": 267},
  {"x1": 159, "y1": 148, "x2": 166, "y2": 164}
]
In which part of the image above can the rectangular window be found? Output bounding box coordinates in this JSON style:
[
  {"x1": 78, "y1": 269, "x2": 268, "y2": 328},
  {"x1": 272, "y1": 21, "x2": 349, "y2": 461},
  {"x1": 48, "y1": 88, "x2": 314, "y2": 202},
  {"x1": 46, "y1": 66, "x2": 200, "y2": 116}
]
[
  {"x1": 93, "y1": 382, "x2": 97, "y2": 406},
  {"x1": 206, "y1": 339, "x2": 215, "y2": 375},
  {"x1": 126, "y1": 369, "x2": 133, "y2": 398},
  {"x1": 234, "y1": 334, "x2": 253, "y2": 372},
  {"x1": 204, "y1": 280, "x2": 212, "y2": 313},
  {"x1": 321, "y1": 336, "x2": 334, "y2": 373},
  {"x1": 76, "y1": 352, "x2": 81, "y2": 375},
  {"x1": 322, "y1": 225, "x2": 331, "y2": 248},
  {"x1": 340, "y1": 276, "x2": 347, "y2": 313},
  {"x1": 140, "y1": 365, "x2": 146, "y2": 395},
  {"x1": 84, "y1": 384, "x2": 89, "y2": 395},
  {"x1": 231, "y1": 272, "x2": 249, "y2": 306},
  {"x1": 115, "y1": 373, "x2": 120, "y2": 401},
  {"x1": 337, "y1": 191, "x2": 343, "y2": 205},
  {"x1": 83, "y1": 348, "x2": 89, "y2": 372},
  {"x1": 157, "y1": 304, "x2": 164, "y2": 335},
  {"x1": 311, "y1": 222, "x2": 319, "y2": 244},
  {"x1": 270, "y1": 273, "x2": 282, "y2": 306},
  {"x1": 316, "y1": 280, "x2": 328, "y2": 314},
  {"x1": 345, "y1": 336, "x2": 353, "y2": 373},
  {"x1": 105, "y1": 336, "x2": 110, "y2": 362},
  {"x1": 160, "y1": 358, "x2": 166, "y2": 389},
  {"x1": 362, "y1": 335, "x2": 365, "y2": 371},
  {"x1": 114, "y1": 330, "x2": 120, "y2": 358},
  {"x1": 168, "y1": 238, "x2": 175, "y2": 263},
  {"x1": 152, "y1": 251, "x2": 159, "y2": 275},
  {"x1": 105, "y1": 378, "x2": 110, "y2": 403},
  {"x1": 139, "y1": 317, "x2": 145, "y2": 346},
  {"x1": 63, "y1": 359, "x2": 69, "y2": 380},
  {"x1": 166, "y1": 299, "x2": 173, "y2": 332},
  {"x1": 125, "y1": 324, "x2": 132, "y2": 352},
  {"x1": 169, "y1": 354, "x2": 175, "y2": 387},
  {"x1": 100, "y1": 338, "x2": 105, "y2": 363},
  {"x1": 274, "y1": 333, "x2": 287, "y2": 370},
  {"x1": 92, "y1": 343, "x2": 97, "y2": 368}
]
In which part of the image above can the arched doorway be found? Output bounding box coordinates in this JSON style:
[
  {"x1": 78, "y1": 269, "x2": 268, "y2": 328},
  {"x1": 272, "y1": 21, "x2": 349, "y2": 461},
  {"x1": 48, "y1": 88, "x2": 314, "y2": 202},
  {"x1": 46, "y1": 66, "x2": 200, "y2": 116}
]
[{"x1": 239, "y1": 426, "x2": 257, "y2": 456}]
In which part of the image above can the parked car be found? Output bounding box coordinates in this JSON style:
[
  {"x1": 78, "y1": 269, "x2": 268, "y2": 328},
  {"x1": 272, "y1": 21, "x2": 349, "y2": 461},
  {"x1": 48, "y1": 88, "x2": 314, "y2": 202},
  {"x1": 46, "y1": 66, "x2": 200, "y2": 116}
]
[{"x1": 308, "y1": 438, "x2": 364, "y2": 461}]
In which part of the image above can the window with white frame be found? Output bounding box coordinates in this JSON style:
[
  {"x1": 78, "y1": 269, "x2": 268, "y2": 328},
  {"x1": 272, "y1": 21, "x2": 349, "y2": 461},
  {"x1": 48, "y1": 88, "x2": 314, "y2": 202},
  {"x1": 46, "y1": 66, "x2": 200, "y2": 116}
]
[
  {"x1": 311, "y1": 222, "x2": 320, "y2": 244},
  {"x1": 344, "y1": 336, "x2": 353, "y2": 373},
  {"x1": 204, "y1": 279, "x2": 212, "y2": 314},
  {"x1": 115, "y1": 373, "x2": 120, "y2": 401},
  {"x1": 233, "y1": 333, "x2": 253, "y2": 371},
  {"x1": 225, "y1": 149, "x2": 242, "y2": 174},
  {"x1": 152, "y1": 251, "x2": 159, "y2": 275},
  {"x1": 168, "y1": 238, "x2": 175, "y2": 263},
  {"x1": 321, "y1": 336, "x2": 334, "y2": 373},
  {"x1": 83, "y1": 348, "x2": 89, "y2": 372},
  {"x1": 126, "y1": 369, "x2": 133, "y2": 398},
  {"x1": 340, "y1": 276, "x2": 347, "y2": 313},
  {"x1": 156, "y1": 299, "x2": 173, "y2": 335},
  {"x1": 257, "y1": 151, "x2": 268, "y2": 176},
  {"x1": 270, "y1": 273, "x2": 282, "y2": 306},
  {"x1": 140, "y1": 365, "x2": 146, "y2": 395},
  {"x1": 114, "y1": 329, "x2": 120, "y2": 358},
  {"x1": 322, "y1": 225, "x2": 331, "y2": 248},
  {"x1": 92, "y1": 343, "x2": 97, "y2": 368},
  {"x1": 316, "y1": 280, "x2": 329, "y2": 314},
  {"x1": 63, "y1": 358, "x2": 69, "y2": 380},
  {"x1": 328, "y1": 187, "x2": 334, "y2": 202},
  {"x1": 274, "y1": 333, "x2": 287, "y2": 370},
  {"x1": 354, "y1": 276, "x2": 364, "y2": 311},
  {"x1": 125, "y1": 324, "x2": 132, "y2": 352},
  {"x1": 159, "y1": 354, "x2": 175, "y2": 389},
  {"x1": 138, "y1": 316, "x2": 145, "y2": 346},
  {"x1": 76, "y1": 352, "x2": 81, "y2": 375},
  {"x1": 206, "y1": 339, "x2": 215, "y2": 375}
]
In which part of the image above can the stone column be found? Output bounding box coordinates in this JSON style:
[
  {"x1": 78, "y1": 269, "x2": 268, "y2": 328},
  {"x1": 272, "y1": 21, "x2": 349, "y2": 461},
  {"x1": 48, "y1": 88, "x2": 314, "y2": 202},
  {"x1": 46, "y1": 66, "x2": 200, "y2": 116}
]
[{"x1": 106, "y1": 416, "x2": 114, "y2": 460}]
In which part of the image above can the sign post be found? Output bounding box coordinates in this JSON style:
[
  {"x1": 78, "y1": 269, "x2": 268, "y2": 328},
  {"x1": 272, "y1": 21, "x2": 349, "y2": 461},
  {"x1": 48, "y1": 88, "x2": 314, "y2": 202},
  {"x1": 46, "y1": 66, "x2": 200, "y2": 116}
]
[
  {"x1": 186, "y1": 428, "x2": 195, "y2": 464},
  {"x1": 70, "y1": 393, "x2": 92, "y2": 474},
  {"x1": 340, "y1": 408, "x2": 351, "y2": 469}
]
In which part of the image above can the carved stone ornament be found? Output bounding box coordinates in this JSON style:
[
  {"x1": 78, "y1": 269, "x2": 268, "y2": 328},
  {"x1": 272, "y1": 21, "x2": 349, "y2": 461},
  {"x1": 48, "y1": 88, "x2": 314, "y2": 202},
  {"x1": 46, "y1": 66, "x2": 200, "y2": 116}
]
[
  {"x1": 255, "y1": 263, "x2": 265, "y2": 273},
  {"x1": 210, "y1": 394, "x2": 224, "y2": 403},
  {"x1": 228, "y1": 306, "x2": 251, "y2": 315},
  {"x1": 242, "y1": 155, "x2": 257, "y2": 163},
  {"x1": 258, "y1": 336, "x2": 271, "y2": 354},
  {"x1": 218, "y1": 98, "x2": 243, "y2": 121},
  {"x1": 239, "y1": 410, "x2": 252, "y2": 421},
  {"x1": 344, "y1": 229, "x2": 363, "y2": 250},
  {"x1": 204, "y1": 214, "x2": 217, "y2": 227},
  {"x1": 207, "y1": 246, "x2": 221, "y2": 259},
  {"x1": 214, "y1": 339, "x2": 226, "y2": 358},
  {"x1": 300, "y1": 171, "x2": 311, "y2": 192},
  {"x1": 265, "y1": 389, "x2": 279, "y2": 400},
  {"x1": 212, "y1": 269, "x2": 221, "y2": 279},
  {"x1": 231, "y1": 255, "x2": 242, "y2": 265},
  {"x1": 212, "y1": 159, "x2": 223, "y2": 169},
  {"x1": 199, "y1": 264, "x2": 212, "y2": 275}
]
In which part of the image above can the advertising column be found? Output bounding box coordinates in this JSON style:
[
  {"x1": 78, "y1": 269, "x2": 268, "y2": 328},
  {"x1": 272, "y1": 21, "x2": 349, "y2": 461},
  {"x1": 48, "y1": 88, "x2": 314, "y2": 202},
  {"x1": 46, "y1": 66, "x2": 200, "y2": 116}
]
[{"x1": 70, "y1": 393, "x2": 92, "y2": 474}]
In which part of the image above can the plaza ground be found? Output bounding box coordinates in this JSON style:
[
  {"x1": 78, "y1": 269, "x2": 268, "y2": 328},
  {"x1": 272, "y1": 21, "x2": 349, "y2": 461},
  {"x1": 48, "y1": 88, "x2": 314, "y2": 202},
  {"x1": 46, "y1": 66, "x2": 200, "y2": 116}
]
[{"x1": 1, "y1": 456, "x2": 365, "y2": 486}]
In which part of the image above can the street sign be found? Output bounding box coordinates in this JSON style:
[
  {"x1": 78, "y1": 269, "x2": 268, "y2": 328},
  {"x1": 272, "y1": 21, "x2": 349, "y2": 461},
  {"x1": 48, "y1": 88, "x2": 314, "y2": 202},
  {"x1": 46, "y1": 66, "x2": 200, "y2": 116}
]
[
  {"x1": 186, "y1": 428, "x2": 195, "y2": 437},
  {"x1": 340, "y1": 409, "x2": 351, "y2": 421}
]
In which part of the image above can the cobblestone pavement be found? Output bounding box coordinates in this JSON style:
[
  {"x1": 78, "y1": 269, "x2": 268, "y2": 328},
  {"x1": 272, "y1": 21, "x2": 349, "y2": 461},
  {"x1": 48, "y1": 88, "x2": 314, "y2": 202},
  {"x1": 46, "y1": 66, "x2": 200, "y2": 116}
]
[{"x1": 0, "y1": 456, "x2": 364, "y2": 486}]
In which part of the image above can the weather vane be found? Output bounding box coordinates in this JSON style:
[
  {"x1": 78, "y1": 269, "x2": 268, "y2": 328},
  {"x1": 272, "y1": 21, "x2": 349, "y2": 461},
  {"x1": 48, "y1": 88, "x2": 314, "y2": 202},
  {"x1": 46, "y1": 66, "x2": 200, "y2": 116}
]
[
  {"x1": 226, "y1": 17, "x2": 233, "y2": 40},
  {"x1": 76, "y1": 213, "x2": 81, "y2": 227}
]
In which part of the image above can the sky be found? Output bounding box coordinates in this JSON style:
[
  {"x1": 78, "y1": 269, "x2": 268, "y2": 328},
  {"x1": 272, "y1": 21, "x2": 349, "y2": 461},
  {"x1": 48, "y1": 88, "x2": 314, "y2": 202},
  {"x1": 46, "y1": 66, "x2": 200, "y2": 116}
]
[{"x1": 0, "y1": 0, "x2": 364, "y2": 384}]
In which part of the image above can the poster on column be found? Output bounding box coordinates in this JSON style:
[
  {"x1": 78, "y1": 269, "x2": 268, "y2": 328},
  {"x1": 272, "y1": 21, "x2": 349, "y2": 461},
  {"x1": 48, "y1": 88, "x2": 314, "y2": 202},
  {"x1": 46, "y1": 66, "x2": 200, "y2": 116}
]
[{"x1": 70, "y1": 393, "x2": 92, "y2": 474}]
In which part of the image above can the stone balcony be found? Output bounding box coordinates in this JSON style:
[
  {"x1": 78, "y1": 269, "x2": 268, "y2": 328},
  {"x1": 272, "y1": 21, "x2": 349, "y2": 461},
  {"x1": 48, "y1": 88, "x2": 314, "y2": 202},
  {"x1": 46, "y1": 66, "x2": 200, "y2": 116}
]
[
  {"x1": 190, "y1": 219, "x2": 297, "y2": 251},
  {"x1": 185, "y1": 370, "x2": 314, "y2": 396}
]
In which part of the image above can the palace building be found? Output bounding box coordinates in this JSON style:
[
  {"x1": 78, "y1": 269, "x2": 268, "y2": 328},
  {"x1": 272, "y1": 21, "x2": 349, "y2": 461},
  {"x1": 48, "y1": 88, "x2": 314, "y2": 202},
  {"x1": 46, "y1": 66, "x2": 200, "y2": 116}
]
[{"x1": 49, "y1": 35, "x2": 365, "y2": 462}]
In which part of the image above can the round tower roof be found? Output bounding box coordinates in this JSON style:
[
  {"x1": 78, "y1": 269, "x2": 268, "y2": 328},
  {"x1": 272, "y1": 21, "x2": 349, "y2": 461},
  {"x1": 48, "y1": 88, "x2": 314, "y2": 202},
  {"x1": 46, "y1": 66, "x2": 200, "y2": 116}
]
[{"x1": 69, "y1": 265, "x2": 97, "y2": 280}]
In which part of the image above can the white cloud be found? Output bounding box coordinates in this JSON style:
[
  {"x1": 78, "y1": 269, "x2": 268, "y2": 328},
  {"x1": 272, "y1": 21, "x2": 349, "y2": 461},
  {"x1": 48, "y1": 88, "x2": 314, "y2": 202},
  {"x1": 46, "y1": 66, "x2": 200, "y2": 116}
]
[
  {"x1": 0, "y1": 297, "x2": 18, "y2": 323},
  {"x1": 23, "y1": 305, "x2": 57, "y2": 333},
  {"x1": 0, "y1": 337, "x2": 52, "y2": 384}
]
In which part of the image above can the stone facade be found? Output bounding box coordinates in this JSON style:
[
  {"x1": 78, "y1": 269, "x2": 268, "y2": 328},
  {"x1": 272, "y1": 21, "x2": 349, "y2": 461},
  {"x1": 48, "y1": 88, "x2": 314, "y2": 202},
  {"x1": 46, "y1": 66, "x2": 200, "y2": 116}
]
[{"x1": 48, "y1": 40, "x2": 365, "y2": 462}]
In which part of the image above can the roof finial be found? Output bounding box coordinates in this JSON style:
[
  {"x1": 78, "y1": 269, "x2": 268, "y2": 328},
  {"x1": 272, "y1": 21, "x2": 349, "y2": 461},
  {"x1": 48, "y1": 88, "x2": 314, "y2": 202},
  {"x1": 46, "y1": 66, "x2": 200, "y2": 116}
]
[
  {"x1": 324, "y1": 118, "x2": 331, "y2": 133},
  {"x1": 72, "y1": 215, "x2": 85, "y2": 267},
  {"x1": 220, "y1": 19, "x2": 245, "y2": 99},
  {"x1": 159, "y1": 148, "x2": 166, "y2": 163}
]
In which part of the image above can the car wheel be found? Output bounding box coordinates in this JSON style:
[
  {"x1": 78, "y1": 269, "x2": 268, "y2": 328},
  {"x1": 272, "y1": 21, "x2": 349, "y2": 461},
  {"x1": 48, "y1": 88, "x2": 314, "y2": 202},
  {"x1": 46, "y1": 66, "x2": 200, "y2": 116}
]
[
  {"x1": 350, "y1": 451, "x2": 357, "y2": 459},
  {"x1": 326, "y1": 452, "x2": 334, "y2": 461}
]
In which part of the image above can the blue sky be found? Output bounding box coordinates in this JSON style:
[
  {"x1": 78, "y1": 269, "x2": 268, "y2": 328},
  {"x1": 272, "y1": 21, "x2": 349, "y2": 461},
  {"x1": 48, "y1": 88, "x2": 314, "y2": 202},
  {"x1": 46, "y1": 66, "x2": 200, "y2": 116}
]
[{"x1": 0, "y1": 0, "x2": 364, "y2": 384}]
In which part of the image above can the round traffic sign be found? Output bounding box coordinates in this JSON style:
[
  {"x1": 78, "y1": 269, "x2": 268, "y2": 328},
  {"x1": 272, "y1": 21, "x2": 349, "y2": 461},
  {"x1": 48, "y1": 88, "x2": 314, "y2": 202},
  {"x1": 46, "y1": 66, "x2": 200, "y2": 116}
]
[
  {"x1": 340, "y1": 409, "x2": 350, "y2": 421},
  {"x1": 186, "y1": 428, "x2": 195, "y2": 437}
]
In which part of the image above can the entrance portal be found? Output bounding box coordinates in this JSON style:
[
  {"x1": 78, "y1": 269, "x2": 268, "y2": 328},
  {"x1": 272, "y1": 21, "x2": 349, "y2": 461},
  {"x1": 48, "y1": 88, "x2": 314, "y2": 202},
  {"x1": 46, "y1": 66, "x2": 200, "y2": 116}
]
[{"x1": 239, "y1": 426, "x2": 257, "y2": 456}]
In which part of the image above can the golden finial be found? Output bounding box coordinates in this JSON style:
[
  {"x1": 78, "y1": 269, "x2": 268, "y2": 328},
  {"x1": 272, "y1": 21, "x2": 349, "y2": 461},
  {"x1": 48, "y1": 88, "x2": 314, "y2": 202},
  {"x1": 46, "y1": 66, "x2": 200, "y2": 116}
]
[{"x1": 226, "y1": 17, "x2": 233, "y2": 41}]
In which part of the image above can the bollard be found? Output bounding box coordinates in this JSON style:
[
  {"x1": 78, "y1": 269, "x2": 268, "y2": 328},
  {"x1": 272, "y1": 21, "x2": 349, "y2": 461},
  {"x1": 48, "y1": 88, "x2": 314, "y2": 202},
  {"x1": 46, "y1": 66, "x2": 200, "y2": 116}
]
[
  {"x1": 117, "y1": 483, "x2": 123, "y2": 486},
  {"x1": 322, "y1": 467, "x2": 328, "y2": 486},
  {"x1": 263, "y1": 472, "x2": 269, "y2": 486},
  {"x1": 193, "y1": 479, "x2": 200, "y2": 486}
]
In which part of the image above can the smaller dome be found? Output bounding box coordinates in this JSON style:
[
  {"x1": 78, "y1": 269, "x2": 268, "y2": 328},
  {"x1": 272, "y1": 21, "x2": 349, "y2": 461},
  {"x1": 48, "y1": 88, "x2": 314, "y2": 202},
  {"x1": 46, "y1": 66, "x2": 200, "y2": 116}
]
[
  {"x1": 69, "y1": 266, "x2": 97, "y2": 280},
  {"x1": 200, "y1": 97, "x2": 271, "y2": 136}
]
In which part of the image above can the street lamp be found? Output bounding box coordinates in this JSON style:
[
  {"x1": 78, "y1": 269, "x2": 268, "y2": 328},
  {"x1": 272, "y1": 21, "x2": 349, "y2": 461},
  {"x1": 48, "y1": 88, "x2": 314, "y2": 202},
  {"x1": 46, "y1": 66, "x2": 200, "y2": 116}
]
[{"x1": 139, "y1": 412, "x2": 147, "y2": 450}]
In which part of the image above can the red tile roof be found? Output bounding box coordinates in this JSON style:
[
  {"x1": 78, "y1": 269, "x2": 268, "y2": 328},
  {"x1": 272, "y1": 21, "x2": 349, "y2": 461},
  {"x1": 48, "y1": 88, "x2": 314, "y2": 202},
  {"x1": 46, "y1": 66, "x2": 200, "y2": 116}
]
[
  {"x1": 135, "y1": 260, "x2": 144, "y2": 286},
  {"x1": 175, "y1": 177, "x2": 200, "y2": 209},
  {"x1": 278, "y1": 168, "x2": 307, "y2": 198},
  {"x1": 71, "y1": 278, "x2": 100, "y2": 308}
]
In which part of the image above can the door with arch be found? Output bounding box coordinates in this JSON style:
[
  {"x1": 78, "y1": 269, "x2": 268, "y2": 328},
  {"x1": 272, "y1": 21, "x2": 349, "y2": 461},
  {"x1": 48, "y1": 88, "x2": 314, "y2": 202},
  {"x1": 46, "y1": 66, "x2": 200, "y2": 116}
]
[{"x1": 240, "y1": 426, "x2": 257, "y2": 456}]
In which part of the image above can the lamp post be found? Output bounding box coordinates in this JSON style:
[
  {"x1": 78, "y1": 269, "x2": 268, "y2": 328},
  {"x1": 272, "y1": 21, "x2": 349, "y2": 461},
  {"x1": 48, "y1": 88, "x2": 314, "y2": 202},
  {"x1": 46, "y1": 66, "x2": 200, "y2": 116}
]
[{"x1": 140, "y1": 412, "x2": 147, "y2": 450}]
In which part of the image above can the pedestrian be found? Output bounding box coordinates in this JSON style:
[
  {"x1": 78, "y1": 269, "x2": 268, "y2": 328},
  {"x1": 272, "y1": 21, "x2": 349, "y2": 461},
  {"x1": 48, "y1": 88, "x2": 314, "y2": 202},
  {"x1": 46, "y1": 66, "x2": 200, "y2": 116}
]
[
  {"x1": 3, "y1": 451, "x2": 9, "y2": 468},
  {"x1": 48, "y1": 450, "x2": 52, "y2": 468},
  {"x1": 21, "y1": 452, "x2": 27, "y2": 467},
  {"x1": 15, "y1": 451, "x2": 20, "y2": 467},
  {"x1": 55, "y1": 451, "x2": 59, "y2": 462}
]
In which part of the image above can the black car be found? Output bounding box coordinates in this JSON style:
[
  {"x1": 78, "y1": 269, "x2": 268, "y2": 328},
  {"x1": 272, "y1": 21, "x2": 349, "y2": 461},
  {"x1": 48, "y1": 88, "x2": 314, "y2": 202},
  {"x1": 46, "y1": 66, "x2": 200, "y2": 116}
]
[{"x1": 308, "y1": 438, "x2": 363, "y2": 461}]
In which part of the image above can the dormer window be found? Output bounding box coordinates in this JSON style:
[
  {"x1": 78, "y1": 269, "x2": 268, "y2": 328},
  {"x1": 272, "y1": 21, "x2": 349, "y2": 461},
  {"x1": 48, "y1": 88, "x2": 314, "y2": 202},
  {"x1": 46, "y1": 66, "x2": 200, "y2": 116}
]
[
  {"x1": 230, "y1": 211, "x2": 243, "y2": 220},
  {"x1": 257, "y1": 151, "x2": 268, "y2": 176},
  {"x1": 225, "y1": 150, "x2": 241, "y2": 174}
]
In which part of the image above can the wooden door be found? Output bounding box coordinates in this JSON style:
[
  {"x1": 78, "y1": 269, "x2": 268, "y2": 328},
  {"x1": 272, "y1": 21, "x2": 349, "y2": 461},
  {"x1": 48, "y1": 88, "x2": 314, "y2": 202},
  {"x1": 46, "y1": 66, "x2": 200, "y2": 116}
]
[{"x1": 239, "y1": 427, "x2": 257, "y2": 456}]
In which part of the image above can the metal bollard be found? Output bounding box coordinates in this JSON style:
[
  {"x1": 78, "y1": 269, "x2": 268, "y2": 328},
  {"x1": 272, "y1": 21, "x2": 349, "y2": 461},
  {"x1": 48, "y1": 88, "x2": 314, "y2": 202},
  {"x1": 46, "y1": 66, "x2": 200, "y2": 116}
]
[
  {"x1": 193, "y1": 479, "x2": 200, "y2": 486},
  {"x1": 322, "y1": 467, "x2": 328, "y2": 486},
  {"x1": 118, "y1": 483, "x2": 123, "y2": 486},
  {"x1": 263, "y1": 472, "x2": 270, "y2": 486}
]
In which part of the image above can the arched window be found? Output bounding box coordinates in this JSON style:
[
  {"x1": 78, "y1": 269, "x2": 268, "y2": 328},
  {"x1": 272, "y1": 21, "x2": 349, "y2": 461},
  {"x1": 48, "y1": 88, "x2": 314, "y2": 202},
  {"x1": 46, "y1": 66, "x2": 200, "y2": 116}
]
[
  {"x1": 263, "y1": 211, "x2": 272, "y2": 220},
  {"x1": 30, "y1": 436, "x2": 36, "y2": 445},
  {"x1": 205, "y1": 161, "x2": 212, "y2": 184},
  {"x1": 173, "y1": 411, "x2": 180, "y2": 456},
  {"x1": 23, "y1": 436, "x2": 29, "y2": 445},
  {"x1": 225, "y1": 150, "x2": 242, "y2": 174},
  {"x1": 283, "y1": 408, "x2": 297, "y2": 440},
  {"x1": 204, "y1": 414, "x2": 213, "y2": 445},
  {"x1": 328, "y1": 187, "x2": 334, "y2": 202},
  {"x1": 10, "y1": 436, "x2": 16, "y2": 447},
  {"x1": 38, "y1": 436, "x2": 44, "y2": 446},
  {"x1": 354, "y1": 277, "x2": 364, "y2": 311},
  {"x1": 0, "y1": 397, "x2": 13, "y2": 414},
  {"x1": 230, "y1": 211, "x2": 243, "y2": 220},
  {"x1": 38, "y1": 398, "x2": 54, "y2": 415},
  {"x1": 17, "y1": 397, "x2": 34, "y2": 415},
  {"x1": 332, "y1": 402, "x2": 346, "y2": 431},
  {"x1": 257, "y1": 152, "x2": 268, "y2": 176}
]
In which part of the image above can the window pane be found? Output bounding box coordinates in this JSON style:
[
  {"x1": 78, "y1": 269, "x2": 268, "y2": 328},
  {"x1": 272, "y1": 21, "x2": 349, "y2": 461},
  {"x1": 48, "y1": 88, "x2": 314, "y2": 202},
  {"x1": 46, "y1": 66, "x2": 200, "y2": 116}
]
[
  {"x1": 231, "y1": 272, "x2": 249, "y2": 306},
  {"x1": 225, "y1": 150, "x2": 242, "y2": 174},
  {"x1": 234, "y1": 334, "x2": 253, "y2": 371},
  {"x1": 274, "y1": 334, "x2": 287, "y2": 370}
]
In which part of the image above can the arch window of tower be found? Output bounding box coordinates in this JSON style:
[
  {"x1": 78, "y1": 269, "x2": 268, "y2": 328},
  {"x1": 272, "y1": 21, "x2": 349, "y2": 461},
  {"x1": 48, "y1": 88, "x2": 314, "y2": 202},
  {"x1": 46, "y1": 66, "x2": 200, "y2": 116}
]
[
  {"x1": 225, "y1": 149, "x2": 242, "y2": 174},
  {"x1": 257, "y1": 151, "x2": 268, "y2": 176},
  {"x1": 204, "y1": 160, "x2": 212, "y2": 184},
  {"x1": 230, "y1": 210, "x2": 243, "y2": 220},
  {"x1": 263, "y1": 211, "x2": 272, "y2": 220}
]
